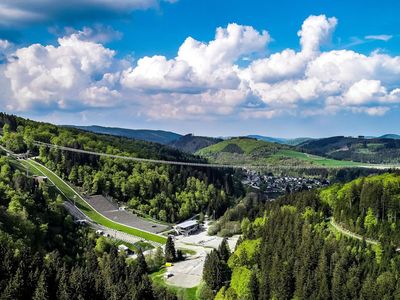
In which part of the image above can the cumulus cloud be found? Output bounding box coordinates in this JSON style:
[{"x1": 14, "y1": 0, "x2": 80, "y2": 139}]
[
  {"x1": 298, "y1": 15, "x2": 337, "y2": 55},
  {"x1": 2, "y1": 14, "x2": 400, "y2": 120},
  {"x1": 4, "y1": 34, "x2": 120, "y2": 110},
  {"x1": 121, "y1": 23, "x2": 270, "y2": 94}
]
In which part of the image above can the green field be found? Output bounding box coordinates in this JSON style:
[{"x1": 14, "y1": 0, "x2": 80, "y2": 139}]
[
  {"x1": 273, "y1": 150, "x2": 365, "y2": 167},
  {"x1": 24, "y1": 159, "x2": 167, "y2": 244},
  {"x1": 150, "y1": 268, "x2": 198, "y2": 300}
]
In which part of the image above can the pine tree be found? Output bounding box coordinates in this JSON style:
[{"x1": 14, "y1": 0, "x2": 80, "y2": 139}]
[
  {"x1": 316, "y1": 249, "x2": 330, "y2": 300},
  {"x1": 154, "y1": 247, "x2": 165, "y2": 268},
  {"x1": 136, "y1": 249, "x2": 148, "y2": 274},
  {"x1": 248, "y1": 270, "x2": 259, "y2": 300},
  {"x1": 332, "y1": 256, "x2": 347, "y2": 300},
  {"x1": 165, "y1": 236, "x2": 176, "y2": 262},
  {"x1": 56, "y1": 266, "x2": 70, "y2": 300},
  {"x1": 1, "y1": 267, "x2": 25, "y2": 300},
  {"x1": 32, "y1": 271, "x2": 49, "y2": 300},
  {"x1": 202, "y1": 249, "x2": 229, "y2": 292},
  {"x1": 218, "y1": 238, "x2": 231, "y2": 262}
]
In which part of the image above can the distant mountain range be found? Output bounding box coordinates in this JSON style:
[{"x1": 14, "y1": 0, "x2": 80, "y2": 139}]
[
  {"x1": 380, "y1": 134, "x2": 400, "y2": 139},
  {"x1": 65, "y1": 124, "x2": 400, "y2": 164},
  {"x1": 66, "y1": 125, "x2": 182, "y2": 145},
  {"x1": 247, "y1": 135, "x2": 314, "y2": 145}
]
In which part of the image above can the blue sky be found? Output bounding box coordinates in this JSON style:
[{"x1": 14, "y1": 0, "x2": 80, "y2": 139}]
[{"x1": 0, "y1": 0, "x2": 399, "y2": 137}]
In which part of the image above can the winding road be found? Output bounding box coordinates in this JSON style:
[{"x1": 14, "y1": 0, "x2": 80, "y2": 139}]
[{"x1": 329, "y1": 218, "x2": 379, "y2": 245}]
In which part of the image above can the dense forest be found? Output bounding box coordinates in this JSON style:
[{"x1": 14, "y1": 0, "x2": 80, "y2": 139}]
[
  {"x1": 322, "y1": 173, "x2": 400, "y2": 246},
  {"x1": 201, "y1": 175, "x2": 400, "y2": 300},
  {"x1": 0, "y1": 113, "x2": 243, "y2": 222},
  {"x1": 0, "y1": 154, "x2": 176, "y2": 299}
]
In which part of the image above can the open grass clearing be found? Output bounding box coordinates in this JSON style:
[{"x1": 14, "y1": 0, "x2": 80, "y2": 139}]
[{"x1": 274, "y1": 149, "x2": 366, "y2": 167}]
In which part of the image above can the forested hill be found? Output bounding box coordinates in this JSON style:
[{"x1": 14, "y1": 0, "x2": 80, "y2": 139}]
[
  {"x1": 66, "y1": 125, "x2": 182, "y2": 145},
  {"x1": 321, "y1": 173, "x2": 400, "y2": 245},
  {"x1": 0, "y1": 155, "x2": 173, "y2": 299},
  {"x1": 298, "y1": 136, "x2": 400, "y2": 164},
  {"x1": 203, "y1": 174, "x2": 400, "y2": 299},
  {"x1": 167, "y1": 134, "x2": 223, "y2": 153},
  {"x1": 0, "y1": 112, "x2": 243, "y2": 223},
  {"x1": 196, "y1": 137, "x2": 295, "y2": 166}
]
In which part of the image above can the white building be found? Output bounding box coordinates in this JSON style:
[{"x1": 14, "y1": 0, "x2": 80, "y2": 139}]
[
  {"x1": 118, "y1": 244, "x2": 130, "y2": 253},
  {"x1": 174, "y1": 220, "x2": 199, "y2": 236}
]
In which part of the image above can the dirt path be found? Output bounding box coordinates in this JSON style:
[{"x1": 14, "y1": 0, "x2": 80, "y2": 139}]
[{"x1": 329, "y1": 218, "x2": 379, "y2": 245}]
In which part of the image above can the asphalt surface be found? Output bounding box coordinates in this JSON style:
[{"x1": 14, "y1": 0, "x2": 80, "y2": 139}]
[{"x1": 85, "y1": 195, "x2": 169, "y2": 234}]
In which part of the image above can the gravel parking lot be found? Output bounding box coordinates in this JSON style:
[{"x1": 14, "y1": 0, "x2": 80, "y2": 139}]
[{"x1": 165, "y1": 222, "x2": 239, "y2": 288}]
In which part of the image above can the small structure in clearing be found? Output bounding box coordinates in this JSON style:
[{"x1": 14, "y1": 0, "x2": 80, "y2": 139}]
[
  {"x1": 174, "y1": 220, "x2": 199, "y2": 236},
  {"x1": 118, "y1": 244, "x2": 131, "y2": 254}
]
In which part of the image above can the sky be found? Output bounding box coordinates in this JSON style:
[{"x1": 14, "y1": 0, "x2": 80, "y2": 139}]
[{"x1": 0, "y1": 0, "x2": 400, "y2": 138}]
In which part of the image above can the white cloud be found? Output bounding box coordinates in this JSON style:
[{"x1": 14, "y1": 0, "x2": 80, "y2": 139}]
[
  {"x1": 0, "y1": 39, "x2": 12, "y2": 51},
  {"x1": 2, "y1": 14, "x2": 400, "y2": 120},
  {"x1": 351, "y1": 106, "x2": 390, "y2": 116},
  {"x1": 365, "y1": 34, "x2": 393, "y2": 42},
  {"x1": 342, "y1": 79, "x2": 386, "y2": 105},
  {"x1": 297, "y1": 15, "x2": 337, "y2": 55},
  {"x1": 4, "y1": 34, "x2": 119, "y2": 110},
  {"x1": 121, "y1": 23, "x2": 270, "y2": 92},
  {"x1": 59, "y1": 25, "x2": 123, "y2": 44}
]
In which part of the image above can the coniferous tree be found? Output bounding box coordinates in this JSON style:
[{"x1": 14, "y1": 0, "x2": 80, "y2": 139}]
[
  {"x1": 218, "y1": 238, "x2": 231, "y2": 262},
  {"x1": 32, "y1": 271, "x2": 49, "y2": 300},
  {"x1": 1, "y1": 268, "x2": 24, "y2": 300},
  {"x1": 316, "y1": 249, "x2": 330, "y2": 300},
  {"x1": 248, "y1": 270, "x2": 259, "y2": 300},
  {"x1": 165, "y1": 236, "x2": 176, "y2": 262},
  {"x1": 136, "y1": 249, "x2": 148, "y2": 274}
]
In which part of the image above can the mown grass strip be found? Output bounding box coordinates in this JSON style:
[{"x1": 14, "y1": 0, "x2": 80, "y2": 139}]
[{"x1": 26, "y1": 159, "x2": 166, "y2": 244}]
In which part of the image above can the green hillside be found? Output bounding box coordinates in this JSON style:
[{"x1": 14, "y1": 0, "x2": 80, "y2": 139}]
[
  {"x1": 207, "y1": 174, "x2": 400, "y2": 299},
  {"x1": 196, "y1": 137, "x2": 364, "y2": 168},
  {"x1": 298, "y1": 136, "x2": 400, "y2": 164},
  {"x1": 0, "y1": 112, "x2": 236, "y2": 223}
]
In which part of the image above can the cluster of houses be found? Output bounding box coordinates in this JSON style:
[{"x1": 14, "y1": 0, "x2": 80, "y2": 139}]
[{"x1": 242, "y1": 170, "x2": 329, "y2": 194}]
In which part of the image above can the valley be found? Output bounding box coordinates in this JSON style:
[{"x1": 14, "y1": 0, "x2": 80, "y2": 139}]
[{"x1": 2, "y1": 112, "x2": 400, "y2": 300}]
